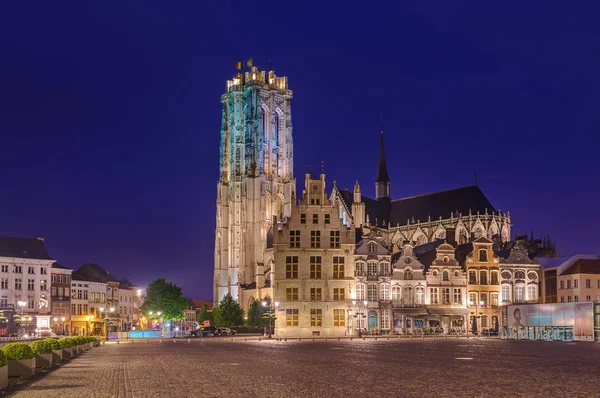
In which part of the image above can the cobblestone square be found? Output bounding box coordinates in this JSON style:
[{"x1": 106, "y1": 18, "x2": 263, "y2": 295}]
[{"x1": 10, "y1": 339, "x2": 600, "y2": 398}]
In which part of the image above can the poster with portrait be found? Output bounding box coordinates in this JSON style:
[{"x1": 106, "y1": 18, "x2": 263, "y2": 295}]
[
  {"x1": 573, "y1": 302, "x2": 594, "y2": 341},
  {"x1": 508, "y1": 305, "x2": 528, "y2": 328}
]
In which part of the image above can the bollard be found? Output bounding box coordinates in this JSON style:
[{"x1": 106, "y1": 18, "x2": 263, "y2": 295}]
[
  {"x1": 231, "y1": 338, "x2": 233, "y2": 342},
  {"x1": 410, "y1": 335, "x2": 412, "y2": 340},
  {"x1": 145, "y1": 339, "x2": 148, "y2": 343},
  {"x1": 245, "y1": 337, "x2": 248, "y2": 341},
  {"x1": 188, "y1": 339, "x2": 191, "y2": 343},
  {"x1": 421, "y1": 335, "x2": 424, "y2": 340},
  {"x1": 285, "y1": 337, "x2": 287, "y2": 341},
  {"x1": 259, "y1": 338, "x2": 261, "y2": 341},
  {"x1": 159, "y1": 339, "x2": 162, "y2": 343},
  {"x1": 132, "y1": 340, "x2": 134, "y2": 344},
  {"x1": 117, "y1": 341, "x2": 120, "y2": 344},
  {"x1": 445, "y1": 335, "x2": 448, "y2": 339},
  {"x1": 386, "y1": 336, "x2": 389, "y2": 340},
  {"x1": 173, "y1": 340, "x2": 176, "y2": 343},
  {"x1": 312, "y1": 337, "x2": 315, "y2": 341},
  {"x1": 374, "y1": 337, "x2": 377, "y2": 341},
  {"x1": 325, "y1": 337, "x2": 328, "y2": 341},
  {"x1": 299, "y1": 337, "x2": 302, "y2": 341}
]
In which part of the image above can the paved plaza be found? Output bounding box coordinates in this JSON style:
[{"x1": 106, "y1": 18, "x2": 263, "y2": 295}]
[{"x1": 8, "y1": 338, "x2": 600, "y2": 397}]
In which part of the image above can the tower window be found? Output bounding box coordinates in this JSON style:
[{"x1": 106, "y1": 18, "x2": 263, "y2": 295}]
[
  {"x1": 330, "y1": 231, "x2": 340, "y2": 248},
  {"x1": 289, "y1": 230, "x2": 300, "y2": 248},
  {"x1": 310, "y1": 256, "x2": 322, "y2": 279},
  {"x1": 310, "y1": 231, "x2": 321, "y2": 248},
  {"x1": 313, "y1": 214, "x2": 318, "y2": 224},
  {"x1": 285, "y1": 256, "x2": 298, "y2": 279},
  {"x1": 324, "y1": 214, "x2": 330, "y2": 224},
  {"x1": 300, "y1": 214, "x2": 306, "y2": 224}
]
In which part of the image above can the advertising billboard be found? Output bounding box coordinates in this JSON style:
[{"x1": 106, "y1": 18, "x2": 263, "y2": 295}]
[{"x1": 573, "y1": 302, "x2": 594, "y2": 341}]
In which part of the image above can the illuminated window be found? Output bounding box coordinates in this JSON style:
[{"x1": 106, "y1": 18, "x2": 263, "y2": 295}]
[
  {"x1": 333, "y1": 257, "x2": 344, "y2": 279},
  {"x1": 285, "y1": 309, "x2": 298, "y2": 327},
  {"x1": 468, "y1": 270, "x2": 477, "y2": 284},
  {"x1": 429, "y1": 287, "x2": 439, "y2": 304},
  {"x1": 310, "y1": 231, "x2": 320, "y2": 248},
  {"x1": 285, "y1": 288, "x2": 298, "y2": 301},
  {"x1": 333, "y1": 309, "x2": 345, "y2": 327},
  {"x1": 479, "y1": 249, "x2": 488, "y2": 262},
  {"x1": 300, "y1": 214, "x2": 306, "y2": 224},
  {"x1": 479, "y1": 271, "x2": 487, "y2": 285},
  {"x1": 312, "y1": 214, "x2": 318, "y2": 224},
  {"x1": 289, "y1": 230, "x2": 300, "y2": 248},
  {"x1": 285, "y1": 256, "x2": 298, "y2": 279},
  {"x1": 310, "y1": 288, "x2": 322, "y2": 301},
  {"x1": 330, "y1": 231, "x2": 340, "y2": 248},
  {"x1": 356, "y1": 283, "x2": 365, "y2": 300},
  {"x1": 310, "y1": 256, "x2": 322, "y2": 279},
  {"x1": 443, "y1": 271, "x2": 449, "y2": 281},
  {"x1": 333, "y1": 288, "x2": 345, "y2": 301},
  {"x1": 380, "y1": 310, "x2": 390, "y2": 329},
  {"x1": 368, "y1": 284, "x2": 377, "y2": 301},
  {"x1": 310, "y1": 309, "x2": 322, "y2": 326},
  {"x1": 324, "y1": 214, "x2": 330, "y2": 224},
  {"x1": 490, "y1": 271, "x2": 499, "y2": 285},
  {"x1": 415, "y1": 286, "x2": 425, "y2": 304},
  {"x1": 453, "y1": 288, "x2": 462, "y2": 304},
  {"x1": 380, "y1": 284, "x2": 390, "y2": 300},
  {"x1": 491, "y1": 293, "x2": 499, "y2": 307}
]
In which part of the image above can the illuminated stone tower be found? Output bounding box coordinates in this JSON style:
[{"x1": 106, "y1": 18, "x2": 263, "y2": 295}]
[{"x1": 214, "y1": 66, "x2": 295, "y2": 305}]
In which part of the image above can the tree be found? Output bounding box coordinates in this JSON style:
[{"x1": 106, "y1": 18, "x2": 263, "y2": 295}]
[
  {"x1": 213, "y1": 294, "x2": 244, "y2": 328},
  {"x1": 197, "y1": 304, "x2": 213, "y2": 324},
  {"x1": 246, "y1": 298, "x2": 263, "y2": 327},
  {"x1": 139, "y1": 278, "x2": 188, "y2": 320}
]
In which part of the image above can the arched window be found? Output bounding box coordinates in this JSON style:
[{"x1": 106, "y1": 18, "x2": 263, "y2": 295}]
[
  {"x1": 380, "y1": 284, "x2": 390, "y2": 301},
  {"x1": 367, "y1": 262, "x2": 378, "y2": 276},
  {"x1": 368, "y1": 284, "x2": 378, "y2": 302},
  {"x1": 468, "y1": 270, "x2": 477, "y2": 284},
  {"x1": 442, "y1": 271, "x2": 449, "y2": 281},
  {"x1": 415, "y1": 286, "x2": 425, "y2": 304},
  {"x1": 490, "y1": 271, "x2": 499, "y2": 285},
  {"x1": 355, "y1": 262, "x2": 365, "y2": 276},
  {"x1": 514, "y1": 270, "x2": 526, "y2": 279},
  {"x1": 403, "y1": 286, "x2": 413, "y2": 305},
  {"x1": 526, "y1": 285, "x2": 537, "y2": 301},
  {"x1": 501, "y1": 284, "x2": 511, "y2": 303},
  {"x1": 356, "y1": 283, "x2": 365, "y2": 300},
  {"x1": 479, "y1": 270, "x2": 488, "y2": 285},
  {"x1": 379, "y1": 262, "x2": 389, "y2": 275},
  {"x1": 479, "y1": 249, "x2": 488, "y2": 262},
  {"x1": 515, "y1": 284, "x2": 525, "y2": 303},
  {"x1": 480, "y1": 292, "x2": 488, "y2": 307},
  {"x1": 404, "y1": 268, "x2": 412, "y2": 280},
  {"x1": 392, "y1": 286, "x2": 402, "y2": 301},
  {"x1": 481, "y1": 315, "x2": 488, "y2": 328},
  {"x1": 368, "y1": 242, "x2": 376, "y2": 253},
  {"x1": 491, "y1": 293, "x2": 499, "y2": 307},
  {"x1": 381, "y1": 310, "x2": 390, "y2": 329}
]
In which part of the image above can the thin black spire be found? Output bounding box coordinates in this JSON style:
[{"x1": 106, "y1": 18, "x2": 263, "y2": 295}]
[{"x1": 376, "y1": 116, "x2": 390, "y2": 183}]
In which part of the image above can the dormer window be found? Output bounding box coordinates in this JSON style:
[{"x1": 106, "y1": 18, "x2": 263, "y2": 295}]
[
  {"x1": 479, "y1": 249, "x2": 488, "y2": 262},
  {"x1": 368, "y1": 242, "x2": 376, "y2": 253},
  {"x1": 443, "y1": 271, "x2": 449, "y2": 281}
]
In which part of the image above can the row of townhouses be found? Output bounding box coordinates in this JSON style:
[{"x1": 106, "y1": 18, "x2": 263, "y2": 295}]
[{"x1": 0, "y1": 236, "x2": 143, "y2": 337}]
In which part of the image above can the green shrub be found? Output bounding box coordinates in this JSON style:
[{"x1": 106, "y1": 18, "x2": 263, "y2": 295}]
[
  {"x1": 0, "y1": 350, "x2": 6, "y2": 367},
  {"x1": 44, "y1": 338, "x2": 61, "y2": 351},
  {"x1": 75, "y1": 336, "x2": 86, "y2": 345},
  {"x1": 30, "y1": 340, "x2": 53, "y2": 355},
  {"x1": 87, "y1": 336, "x2": 97, "y2": 344},
  {"x1": 58, "y1": 338, "x2": 74, "y2": 349},
  {"x1": 2, "y1": 343, "x2": 34, "y2": 360}
]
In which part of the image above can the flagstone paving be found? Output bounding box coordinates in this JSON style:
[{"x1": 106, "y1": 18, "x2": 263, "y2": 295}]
[{"x1": 9, "y1": 338, "x2": 600, "y2": 397}]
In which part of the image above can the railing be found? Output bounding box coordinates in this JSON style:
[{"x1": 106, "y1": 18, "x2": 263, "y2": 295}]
[{"x1": 392, "y1": 300, "x2": 425, "y2": 308}]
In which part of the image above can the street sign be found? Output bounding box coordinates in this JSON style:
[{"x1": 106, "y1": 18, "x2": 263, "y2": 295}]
[{"x1": 203, "y1": 320, "x2": 210, "y2": 327}]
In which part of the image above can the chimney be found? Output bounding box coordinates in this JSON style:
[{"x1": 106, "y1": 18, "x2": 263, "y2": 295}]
[{"x1": 446, "y1": 228, "x2": 456, "y2": 246}]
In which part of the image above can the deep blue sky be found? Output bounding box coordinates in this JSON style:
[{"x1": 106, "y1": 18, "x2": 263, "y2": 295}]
[{"x1": 1, "y1": 1, "x2": 599, "y2": 299}]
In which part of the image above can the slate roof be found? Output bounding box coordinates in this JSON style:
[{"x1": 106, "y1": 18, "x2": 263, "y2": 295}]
[
  {"x1": 0, "y1": 236, "x2": 54, "y2": 260},
  {"x1": 337, "y1": 185, "x2": 496, "y2": 227},
  {"x1": 51, "y1": 262, "x2": 71, "y2": 270},
  {"x1": 75, "y1": 263, "x2": 118, "y2": 283}
]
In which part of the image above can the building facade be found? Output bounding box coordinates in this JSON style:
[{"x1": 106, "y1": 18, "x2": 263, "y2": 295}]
[
  {"x1": 272, "y1": 173, "x2": 355, "y2": 337},
  {"x1": 70, "y1": 273, "x2": 91, "y2": 335},
  {"x1": 500, "y1": 240, "x2": 541, "y2": 307},
  {"x1": 214, "y1": 66, "x2": 296, "y2": 305},
  {"x1": 424, "y1": 243, "x2": 468, "y2": 334},
  {"x1": 465, "y1": 237, "x2": 501, "y2": 331},
  {"x1": 50, "y1": 263, "x2": 72, "y2": 335}
]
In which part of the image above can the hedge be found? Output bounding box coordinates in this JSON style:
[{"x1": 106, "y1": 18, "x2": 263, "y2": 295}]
[
  {"x1": 30, "y1": 340, "x2": 54, "y2": 355},
  {"x1": 44, "y1": 338, "x2": 61, "y2": 351},
  {"x1": 0, "y1": 350, "x2": 6, "y2": 368},
  {"x1": 2, "y1": 342, "x2": 35, "y2": 360},
  {"x1": 58, "y1": 338, "x2": 74, "y2": 349}
]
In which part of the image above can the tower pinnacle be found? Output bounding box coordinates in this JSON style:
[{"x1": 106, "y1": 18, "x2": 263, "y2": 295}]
[{"x1": 375, "y1": 117, "x2": 391, "y2": 200}]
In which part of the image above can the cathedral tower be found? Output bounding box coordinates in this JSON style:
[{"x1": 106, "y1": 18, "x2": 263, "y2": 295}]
[
  {"x1": 375, "y1": 128, "x2": 390, "y2": 200},
  {"x1": 214, "y1": 66, "x2": 296, "y2": 305}
]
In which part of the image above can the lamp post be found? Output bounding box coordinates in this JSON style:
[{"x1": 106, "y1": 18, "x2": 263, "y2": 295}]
[
  {"x1": 61, "y1": 317, "x2": 66, "y2": 335},
  {"x1": 469, "y1": 300, "x2": 484, "y2": 336},
  {"x1": 17, "y1": 301, "x2": 26, "y2": 336},
  {"x1": 352, "y1": 301, "x2": 368, "y2": 336},
  {"x1": 262, "y1": 300, "x2": 279, "y2": 338},
  {"x1": 100, "y1": 307, "x2": 115, "y2": 340}
]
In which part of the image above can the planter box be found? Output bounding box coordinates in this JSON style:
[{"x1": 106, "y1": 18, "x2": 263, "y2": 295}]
[
  {"x1": 72, "y1": 346, "x2": 79, "y2": 355},
  {"x1": 35, "y1": 354, "x2": 52, "y2": 368},
  {"x1": 0, "y1": 366, "x2": 7, "y2": 390},
  {"x1": 62, "y1": 348, "x2": 72, "y2": 359},
  {"x1": 93, "y1": 340, "x2": 101, "y2": 347},
  {"x1": 7, "y1": 359, "x2": 35, "y2": 377},
  {"x1": 52, "y1": 350, "x2": 63, "y2": 364}
]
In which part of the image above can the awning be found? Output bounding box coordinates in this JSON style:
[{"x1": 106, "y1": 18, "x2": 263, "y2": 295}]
[
  {"x1": 427, "y1": 308, "x2": 468, "y2": 316},
  {"x1": 393, "y1": 309, "x2": 429, "y2": 316}
]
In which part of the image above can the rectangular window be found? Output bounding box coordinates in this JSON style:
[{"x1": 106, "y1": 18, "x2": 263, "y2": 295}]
[
  {"x1": 0, "y1": 265, "x2": 7, "y2": 273},
  {"x1": 0, "y1": 278, "x2": 7, "y2": 290},
  {"x1": 0, "y1": 296, "x2": 7, "y2": 307},
  {"x1": 28, "y1": 296, "x2": 35, "y2": 309},
  {"x1": 324, "y1": 214, "x2": 330, "y2": 224},
  {"x1": 310, "y1": 309, "x2": 322, "y2": 326},
  {"x1": 41, "y1": 280, "x2": 48, "y2": 291},
  {"x1": 71, "y1": 304, "x2": 76, "y2": 315},
  {"x1": 560, "y1": 296, "x2": 565, "y2": 303},
  {"x1": 586, "y1": 295, "x2": 591, "y2": 301},
  {"x1": 77, "y1": 304, "x2": 82, "y2": 315},
  {"x1": 83, "y1": 304, "x2": 88, "y2": 314},
  {"x1": 479, "y1": 271, "x2": 488, "y2": 285},
  {"x1": 14, "y1": 266, "x2": 22, "y2": 274},
  {"x1": 574, "y1": 295, "x2": 579, "y2": 302},
  {"x1": 567, "y1": 280, "x2": 571, "y2": 289},
  {"x1": 441, "y1": 288, "x2": 450, "y2": 303},
  {"x1": 574, "y1": 279, "x2": 578, "y2": 288},
  {"x1": 66, "y1": 288, "x2": 71, "y2": 298},
  {"x1": 310, "y1": 256, "x2": 322, "y2": 279},
  {"x1": 77, "y1": 290, "x2": 82, "y2": 299},
  {"x1": 491, "y1": 271, "x2": 499, "y2": 285},
  {"x1": 285, "y1": 288, "x2": 298, "y2": 301},
  {"x1": 330, "y1": 231, "x2": 340, "y2": 248},
  {"x1": 333, "y1": 288, "x2": 345, "y2": 301},
  {"x1": 453, "y1": 288, "x2": 462, "y2": 304},
  {"x1": 560, "y1": 280, "x2": 564, "y2": 289},
  {"x1": 429, "y1": 288, "x2": 439, "y2": 304},
  {"x1": 28, "y1": 267, "x2": 35, "y2": 274},
  {"x1": 567, "y1": 296, "x2": 572, "y2": 302},
  {"x1": 27, "y1": 279, "x2": 35, "y2": 291},
  {"x1": 289, "y1": 230, "x2": 300, "y2": 248},
  {"x1": 41, "y1": 268, "x2": 47, "y2": 275},
  {"x1": 491, "y1": 293, "x2": 499, "y2": 307},
  {"x1": 468, "y1": 270, "x2": 477, "y2": 285},
  {"x1": 310, "y1": 288, "x2": 322, "y2": 301},
  {"x1": 58, "y1": 275, "x2": 63, "y2": 283},
  {"x1": 333, "y1": 309, "x2": 345, "y2": 327},
  {"x1": 311, "y1": 231, "x2": 321, "y2": 248},
  {"x1": 586, "y1": 279, "x2": 591, "y2": 288},
  {"x1": 84, "y1": 290, "x2": 88, "y2": 300},
  {"x1": 479, "y1": 250, "x2": 488, "y2": 262},
  {"x1": 312, "y1": 214, "x2": 318, "y2": 224},
  {"x1": 333, "y1": 257, "x2": 344, "y2": 279},
  {"x1": 300, "y1": 214, "x2": 306, "y2": 224},
  {"x1": 51, "y1": 286, "x2": 57, "y2": 297},
  {"x1": 51, "y1": 275, "x2": 56, "y2": 282},
  {"x1": 285, "y1": 309, "x2": 299, "y2": 327},
  {"x1": 284, "y1": 256, "x2": 298, "y2": 278},
  {"x1": 480, "y1": 292, "x2": 488, "y2": 307},
  {"x1": 14, "y1": 278, "x2": 22, "y2": 290},
  {"x1": 58, "y1": 287, "x2": 64, "y2": 297}
]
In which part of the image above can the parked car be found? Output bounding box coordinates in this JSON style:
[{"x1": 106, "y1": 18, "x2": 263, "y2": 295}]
[
  {"x1": 189, "y1": 329, "x2": 203, "y2": 337},
  {"x1": 200, "y1": 326, "x2": 217, "y2": 336},
  {"x1": 216, "y1": 327, "x2": 236, "y2": 336}
]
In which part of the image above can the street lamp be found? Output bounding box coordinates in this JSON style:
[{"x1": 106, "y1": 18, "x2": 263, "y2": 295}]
[
  {"x1": 61, "y1": 317, "x2": 66, "y2": 335},
  {"x1": 100, "y1": 307, "x2": 115, "y2": 339},
  {"x1": 469, "y1": 300, "x2": 484, "y2": 336},
  {"x1": 262, "y1": 300, "x2": 279, "y2": 338}
]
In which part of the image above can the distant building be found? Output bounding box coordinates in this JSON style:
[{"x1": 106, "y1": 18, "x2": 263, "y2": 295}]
[
  {"x1": 538, "y1": 255, "x2": 600, "y2": 304},
  {"x1": 50, "y1": 262, "x2": 72, "y2": 335}
]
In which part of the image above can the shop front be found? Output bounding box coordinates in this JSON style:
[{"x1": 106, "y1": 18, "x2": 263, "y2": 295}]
[
  {"x1": 503, "y1": 302, "x2": 599, "y2": 342},
  {"x1": 393, "y1": 308, "x2": 429, "y2": 335},
  {"x1": 427, "y1": 308, "x2": 467, "y2": 335}
]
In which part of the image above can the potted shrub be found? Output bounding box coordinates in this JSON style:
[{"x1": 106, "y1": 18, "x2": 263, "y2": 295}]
[
  {"x1": 0, "y1": 350, "x2": 7, "y2": 390},
  {"x1": 30, "y1": 340, "x2": 53, "y2": 368},
  {"x1": 58, "y1": 338, "x2": 74, "y2": 359},
  {"x1": 87, "y1": 336, "x2": 97, "y2": 348},
  {"x1": 2, "y1": 342, "x2": 35, "y2": 377},
  {"x1": 45, "y1": 338, "x2": 62, "y2": 364},
  {"x1": 84, "y1": 336, "x2": 93, "y2": 350},
  {"x1": 91, "y1": 336, "x2": 100, "y2": 347}
]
